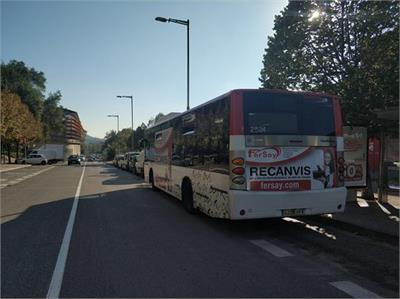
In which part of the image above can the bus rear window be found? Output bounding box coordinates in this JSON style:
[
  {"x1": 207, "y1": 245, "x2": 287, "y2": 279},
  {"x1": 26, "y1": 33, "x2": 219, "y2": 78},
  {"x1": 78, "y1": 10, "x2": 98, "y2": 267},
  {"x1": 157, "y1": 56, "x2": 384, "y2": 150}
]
[{"x1": 243, "y1": 92, "x2": 335, "y2": 136}]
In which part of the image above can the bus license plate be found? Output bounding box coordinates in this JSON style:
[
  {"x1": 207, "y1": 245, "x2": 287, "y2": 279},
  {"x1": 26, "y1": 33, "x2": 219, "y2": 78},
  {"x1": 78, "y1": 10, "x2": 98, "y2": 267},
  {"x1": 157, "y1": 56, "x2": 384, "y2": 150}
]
[{"x1": 281, "y1": 208, "x2": 305, "y2": 217}]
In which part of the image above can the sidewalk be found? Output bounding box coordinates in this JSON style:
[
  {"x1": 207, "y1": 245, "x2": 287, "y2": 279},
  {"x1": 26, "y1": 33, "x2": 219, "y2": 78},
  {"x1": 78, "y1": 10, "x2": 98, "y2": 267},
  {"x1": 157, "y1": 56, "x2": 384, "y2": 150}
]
[
  {"x1": 0, "y1": 164, "x2": 31, "y2": 173},
  {"x1": 329, "y1": 197, "x2": 399, "y2": 238}
]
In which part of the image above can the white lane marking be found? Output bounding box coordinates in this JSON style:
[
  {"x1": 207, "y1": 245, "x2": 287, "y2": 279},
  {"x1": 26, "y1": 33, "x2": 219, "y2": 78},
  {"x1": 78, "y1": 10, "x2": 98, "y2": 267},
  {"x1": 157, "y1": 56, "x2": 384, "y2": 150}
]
[
  {"x1": 250, "y1": 239, "x2": 293, "y2": 257},
  {"x1": 7, "y1": 181, "x2": 19, "y2": 184},
  {"x1": 47, "y1": 164, "x2": 86, "y2": 299},
  {"x1": 330, "y1": 281, "x2": 381, "y2": 298},
  {"x1": 0, "y1": 167, "x2": 54, "y2": 189},
  {"x1": 376, "y1": 201, "x2": 392, "y2": 215}
]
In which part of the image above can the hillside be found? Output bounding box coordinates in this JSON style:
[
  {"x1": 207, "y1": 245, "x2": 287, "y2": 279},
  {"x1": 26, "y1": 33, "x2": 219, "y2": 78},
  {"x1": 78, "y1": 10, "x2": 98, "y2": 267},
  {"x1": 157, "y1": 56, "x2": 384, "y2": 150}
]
[{"x1": 85, "y1": 135, "x2": 104, "y2": 144}]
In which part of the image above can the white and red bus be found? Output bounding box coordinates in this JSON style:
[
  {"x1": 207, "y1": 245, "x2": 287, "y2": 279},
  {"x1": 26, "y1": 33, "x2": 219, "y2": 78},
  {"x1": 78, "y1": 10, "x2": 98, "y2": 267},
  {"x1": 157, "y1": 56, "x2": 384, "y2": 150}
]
[{"x1": 144, "y1": 89, "x2": 346, "y2": 219}]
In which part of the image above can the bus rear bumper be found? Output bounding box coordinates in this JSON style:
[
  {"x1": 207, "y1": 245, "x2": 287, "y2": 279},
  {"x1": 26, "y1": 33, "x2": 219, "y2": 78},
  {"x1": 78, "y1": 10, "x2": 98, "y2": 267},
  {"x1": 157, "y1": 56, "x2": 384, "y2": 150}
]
[{"x1": 228, "y1": 187, "x2": 347, "y2": 219}]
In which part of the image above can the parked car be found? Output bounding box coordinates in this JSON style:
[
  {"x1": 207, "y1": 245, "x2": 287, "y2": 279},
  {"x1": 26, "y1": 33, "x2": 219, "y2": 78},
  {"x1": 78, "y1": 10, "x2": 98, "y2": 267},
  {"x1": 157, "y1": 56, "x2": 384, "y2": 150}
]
[
  {"x1": 119, "y1": 155, "x2": 128, "y2": 170},
  {"x1": 21, "y1": 154, "x2": 48, "y2": 165},
  {"x1": 125, "y1": 151, "x2": 140, "y2": 173},
  {"x1": 68, "y1": 155, "x2": 81, "y2": 165},
  {"x1": 15, "y1": 157, "x2": 27, "y2": 164},
  {"x1": 113, "y1": 155, "x2": 125, "y2": 168}
]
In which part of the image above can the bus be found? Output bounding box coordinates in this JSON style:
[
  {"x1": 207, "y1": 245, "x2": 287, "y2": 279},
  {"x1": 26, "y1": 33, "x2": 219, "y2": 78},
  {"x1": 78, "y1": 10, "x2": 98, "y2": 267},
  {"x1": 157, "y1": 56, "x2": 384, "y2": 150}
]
[{"x1": 144, "y1": 89, "x2": 347, "y2": 219}]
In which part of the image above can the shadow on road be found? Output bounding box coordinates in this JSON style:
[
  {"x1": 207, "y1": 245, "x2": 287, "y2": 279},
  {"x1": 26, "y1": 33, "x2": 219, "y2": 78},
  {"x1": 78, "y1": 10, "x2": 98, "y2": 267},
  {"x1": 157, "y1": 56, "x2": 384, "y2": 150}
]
[
  {"x1": 2, "y1": 181, "x2": 398, "y2": 298},
  {"x1": 100, "y1": 165, "x2": 144, "y2": 186},
  {"x1": 1, "y1": 196, "x2": 75, "y2": 298}
]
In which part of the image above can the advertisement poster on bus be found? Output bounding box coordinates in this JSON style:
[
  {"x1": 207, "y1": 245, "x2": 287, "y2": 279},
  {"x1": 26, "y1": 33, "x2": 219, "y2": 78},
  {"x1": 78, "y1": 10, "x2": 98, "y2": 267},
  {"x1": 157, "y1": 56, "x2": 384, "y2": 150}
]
[
  {"x1": 343, "y1": 126, "x2": 367, "y2": 187},
  {"x1": 246, "y1": 146, "x2": 336, "y2": 191}
]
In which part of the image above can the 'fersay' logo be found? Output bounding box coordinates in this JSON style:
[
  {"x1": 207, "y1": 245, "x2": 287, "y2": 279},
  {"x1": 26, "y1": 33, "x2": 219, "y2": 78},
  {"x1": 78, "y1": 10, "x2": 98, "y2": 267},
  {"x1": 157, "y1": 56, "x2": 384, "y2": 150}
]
[{"x1": 248, "y1": 147, "x2": 282, "y2": 161}]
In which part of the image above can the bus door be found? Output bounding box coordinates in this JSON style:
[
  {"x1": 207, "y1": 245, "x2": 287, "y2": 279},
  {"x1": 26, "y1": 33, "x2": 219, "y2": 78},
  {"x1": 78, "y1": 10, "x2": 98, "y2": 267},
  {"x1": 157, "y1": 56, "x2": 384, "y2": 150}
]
[{"x1": 154, "y1": 128, "x2": 173, "y2": 191}]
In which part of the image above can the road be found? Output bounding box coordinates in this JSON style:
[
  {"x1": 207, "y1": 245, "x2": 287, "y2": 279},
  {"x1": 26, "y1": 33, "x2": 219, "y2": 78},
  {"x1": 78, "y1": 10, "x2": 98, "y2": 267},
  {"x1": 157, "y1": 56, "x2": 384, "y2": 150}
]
[{"x1": 1, "y1": 162, "x2": 398, "y2": 298}]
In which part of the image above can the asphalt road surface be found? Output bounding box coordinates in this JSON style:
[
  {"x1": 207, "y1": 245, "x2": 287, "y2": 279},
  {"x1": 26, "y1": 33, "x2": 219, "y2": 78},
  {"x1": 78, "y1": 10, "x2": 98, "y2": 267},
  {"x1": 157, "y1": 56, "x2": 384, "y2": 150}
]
[{"x1": 1, "y1": 162, "x2": 398, "y2": 298}]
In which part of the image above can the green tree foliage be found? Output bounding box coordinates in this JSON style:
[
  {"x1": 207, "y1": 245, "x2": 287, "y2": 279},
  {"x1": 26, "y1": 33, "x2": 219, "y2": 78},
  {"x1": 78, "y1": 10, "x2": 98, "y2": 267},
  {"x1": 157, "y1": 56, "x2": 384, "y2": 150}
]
[
  {"x1": 147, "y1": 112, "x2": 165, "y2": 127},
  {"x1": 1, "y1": 60, "x2": 46, "y2": 119},
  {"x1": 259, "y1": 0, "x2": 399, "y2": 132},
  {"x1": 42, "y1": 91, "x2": 65, "y2": 141},
  {"x1": 102, "y1": 130, "x2": 118, "y2": 160},
  {"x1": 133, "y1": 123, "x2": 147, "y2": 150},
  {"x1": 1, "y1": 60, "x2": 67, "y2": 162},
  {"x1": 101, "y1": 129, "x2": 132, "y2": 160},
  {"x1": 102, "y1": 122, "x2": 150, "y2": 160}
]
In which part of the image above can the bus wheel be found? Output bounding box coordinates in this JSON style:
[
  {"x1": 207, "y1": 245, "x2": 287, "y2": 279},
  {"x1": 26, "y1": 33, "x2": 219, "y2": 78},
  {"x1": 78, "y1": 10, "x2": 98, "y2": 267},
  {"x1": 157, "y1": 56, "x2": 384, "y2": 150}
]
[
  {"x1": 149, "y1": 169, "x2": 158, "y2": 191},
  {"x1": 182, "y1": 179, "x2": 195, "y2": 214}
]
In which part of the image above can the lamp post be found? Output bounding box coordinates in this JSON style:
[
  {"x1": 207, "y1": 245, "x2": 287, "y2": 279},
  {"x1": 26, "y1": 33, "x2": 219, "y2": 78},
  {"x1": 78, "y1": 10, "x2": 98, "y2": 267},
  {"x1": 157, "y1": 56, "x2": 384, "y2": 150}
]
[
  {"x1": 117, "y1": 95, "x2": 134, "y2": 151},
  {"x1": 155, "y1": 16, "x2": 190, "y2": 111},
  {"x1": 107, "y1": 114, "x2": 119, "y2": 132}
]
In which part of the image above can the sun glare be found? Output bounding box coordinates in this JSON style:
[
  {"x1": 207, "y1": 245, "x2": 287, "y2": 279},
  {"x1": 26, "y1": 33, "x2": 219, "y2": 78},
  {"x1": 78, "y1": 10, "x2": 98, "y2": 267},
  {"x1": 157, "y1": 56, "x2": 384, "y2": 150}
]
[{"x1": 309, "y1": 10, "x2": 321, "y2": 22}]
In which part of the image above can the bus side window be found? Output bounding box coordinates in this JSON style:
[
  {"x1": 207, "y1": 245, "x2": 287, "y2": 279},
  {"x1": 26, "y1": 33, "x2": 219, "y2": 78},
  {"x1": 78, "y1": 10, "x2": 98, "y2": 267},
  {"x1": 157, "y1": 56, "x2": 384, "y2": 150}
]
[
  {"x1": 198, "y1": 97, "x2": 230, "y2": 173},
  {"x1": 172, "y1": 117, "x2": 185, "y2": 166}
]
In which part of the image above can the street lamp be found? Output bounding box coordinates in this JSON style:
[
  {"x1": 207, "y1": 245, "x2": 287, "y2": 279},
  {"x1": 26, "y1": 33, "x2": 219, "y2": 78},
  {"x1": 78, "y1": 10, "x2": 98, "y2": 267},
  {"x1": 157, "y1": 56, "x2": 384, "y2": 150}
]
[
  {"x1": 107, "y1": 114, "x2": 119, "y2": 132},
  {"x1": 155, "y1": 16, "x2": 190, "y2": 110},
  {"x1": 117, "y1": 95, "x2": 134, "y2": 151}
]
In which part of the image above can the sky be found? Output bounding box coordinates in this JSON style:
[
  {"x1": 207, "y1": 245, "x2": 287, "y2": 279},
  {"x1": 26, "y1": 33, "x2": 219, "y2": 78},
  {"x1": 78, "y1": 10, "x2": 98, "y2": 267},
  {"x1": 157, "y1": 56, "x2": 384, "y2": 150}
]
[{"x1": 2, "y1": 0, "x2": 287, "y2": 138}]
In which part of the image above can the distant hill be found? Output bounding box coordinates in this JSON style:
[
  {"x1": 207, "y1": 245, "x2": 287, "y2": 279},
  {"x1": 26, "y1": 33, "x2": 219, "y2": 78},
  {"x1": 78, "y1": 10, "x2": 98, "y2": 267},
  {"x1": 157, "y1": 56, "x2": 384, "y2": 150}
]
[{"x1": 85, "y1": 135, "x2": 104, "y2": 144}]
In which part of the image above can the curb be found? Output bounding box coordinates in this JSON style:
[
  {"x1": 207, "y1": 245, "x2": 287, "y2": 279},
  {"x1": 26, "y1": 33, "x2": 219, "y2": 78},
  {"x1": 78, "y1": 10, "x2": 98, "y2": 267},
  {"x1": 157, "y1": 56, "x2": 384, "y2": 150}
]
[
  {"x1": 309, "y1": 215, "x2": 399, "y2": 245},
  {"x1": 0, "y1": 164, "x2": 32, "y2": 173}
]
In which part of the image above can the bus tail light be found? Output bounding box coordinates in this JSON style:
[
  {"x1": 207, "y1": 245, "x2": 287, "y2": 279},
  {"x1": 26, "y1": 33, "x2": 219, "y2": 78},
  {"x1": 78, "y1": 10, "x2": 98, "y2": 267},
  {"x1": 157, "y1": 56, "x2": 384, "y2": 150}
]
[
  {"x1": 232, "y1": 176, "x2": 245, "y2": 185},
  {"x1": 337, "y1": 151, "x2": 345, "y2": 186},
  {"x1": 232, "y1": 157, "x2": 244, "y2": 166},
  {"x1": 232, "y1": 167, "x2": 245, "y2": 175}
]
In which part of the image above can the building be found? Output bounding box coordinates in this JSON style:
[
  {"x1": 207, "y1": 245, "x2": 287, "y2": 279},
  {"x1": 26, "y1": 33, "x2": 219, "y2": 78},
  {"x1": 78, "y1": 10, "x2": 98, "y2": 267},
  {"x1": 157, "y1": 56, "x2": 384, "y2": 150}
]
[
  {"x1": 37, "y1": 108, "x2": 86, "y2": 160},
  {"x1": 63, "y1": 108, "x2": 86, "y2": 157}
]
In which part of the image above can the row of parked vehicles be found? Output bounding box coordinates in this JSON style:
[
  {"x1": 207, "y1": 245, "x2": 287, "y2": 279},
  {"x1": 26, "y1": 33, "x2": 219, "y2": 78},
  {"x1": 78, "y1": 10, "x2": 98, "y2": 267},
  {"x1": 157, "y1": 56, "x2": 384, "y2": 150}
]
[
  {"x1": 16, "y1": 153, "x2": 87, "y2": 166},
  {"x1": 113, "y1": 151, "x2": 145, "y2": 177}
]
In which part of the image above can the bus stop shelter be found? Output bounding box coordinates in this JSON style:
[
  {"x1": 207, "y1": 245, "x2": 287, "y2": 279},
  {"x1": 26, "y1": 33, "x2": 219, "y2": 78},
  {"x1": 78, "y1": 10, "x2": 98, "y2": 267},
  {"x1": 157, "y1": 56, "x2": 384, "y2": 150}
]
[{"x1": 374, "y1": 107, "x2": 399, "y2": 203}]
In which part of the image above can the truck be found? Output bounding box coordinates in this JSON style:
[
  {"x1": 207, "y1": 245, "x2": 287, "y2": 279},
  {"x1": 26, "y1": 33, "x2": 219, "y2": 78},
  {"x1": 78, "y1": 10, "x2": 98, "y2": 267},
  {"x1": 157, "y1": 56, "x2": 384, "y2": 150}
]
[{"x1": 30, "y1": 144, "x2": 65, "y2": 164}]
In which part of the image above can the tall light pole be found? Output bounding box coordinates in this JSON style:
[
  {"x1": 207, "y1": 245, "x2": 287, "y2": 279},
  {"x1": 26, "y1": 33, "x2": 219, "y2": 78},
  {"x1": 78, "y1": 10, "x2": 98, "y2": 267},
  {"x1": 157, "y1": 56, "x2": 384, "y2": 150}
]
[
  {"x1": 117, "y1": 95, "x2": 134, "y2": 151},
  {"x1": 155, "y1": 16, "x2": 190, "y2": 111},
  {"x1": 107, "y1": 114, "x2": 119, "y2": 132}
]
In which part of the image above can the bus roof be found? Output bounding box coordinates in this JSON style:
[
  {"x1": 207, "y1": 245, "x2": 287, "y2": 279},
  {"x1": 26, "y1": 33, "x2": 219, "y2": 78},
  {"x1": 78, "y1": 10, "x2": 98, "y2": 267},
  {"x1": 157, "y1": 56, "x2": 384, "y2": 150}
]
[{"x1": 147, "y1": 88, "x2": 338, "y2": 129}]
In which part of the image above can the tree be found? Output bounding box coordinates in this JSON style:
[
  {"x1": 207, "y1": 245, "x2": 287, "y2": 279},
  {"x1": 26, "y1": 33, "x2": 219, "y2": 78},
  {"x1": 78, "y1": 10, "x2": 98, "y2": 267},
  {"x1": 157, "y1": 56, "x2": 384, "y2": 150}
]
[
  {"x1": 0, "y1": 92, "x2": 42, "y2": 162},
  {"x1": 259, "y1": 0, "x2": 399, "y2": 132},
  {"x1": 42, "y1": 91, "x2": 64, "y2": 141},
  {"x1": 101, "y1": 129, "x2": 131, "y2": 160},
  {"x1": 1, "y1": 60, "x2": 46, "y2": 119},
  {"x1": 147, "y1": 112, "x2": 165, "y2": 127},
  {"x1": 133, "y1": 123, "x2": 147, "y2": 150}
]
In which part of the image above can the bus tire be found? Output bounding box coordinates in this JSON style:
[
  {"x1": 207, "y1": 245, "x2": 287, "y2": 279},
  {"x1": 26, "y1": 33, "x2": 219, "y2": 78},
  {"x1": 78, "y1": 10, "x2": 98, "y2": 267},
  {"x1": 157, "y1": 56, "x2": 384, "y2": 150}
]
[
  {"x1": 182, "y1": 179, "x2": 195, "y2": 214},
  {"x1": 149, "y1": 169, "x2": 158, "y2": 191}
]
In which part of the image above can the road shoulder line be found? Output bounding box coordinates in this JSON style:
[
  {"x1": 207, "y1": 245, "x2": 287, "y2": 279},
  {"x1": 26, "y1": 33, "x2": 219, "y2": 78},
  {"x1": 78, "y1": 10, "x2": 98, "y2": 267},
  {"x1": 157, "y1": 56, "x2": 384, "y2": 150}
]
[
  {"x1": 330, "y1": 281, "x2": 381, "y2": 298},
  {"x1": 250, "y1": 239, "x2": 293, "y2": 257},
  {"x1": 46, "y1": 164, "x2": 86, "y2": 299}
]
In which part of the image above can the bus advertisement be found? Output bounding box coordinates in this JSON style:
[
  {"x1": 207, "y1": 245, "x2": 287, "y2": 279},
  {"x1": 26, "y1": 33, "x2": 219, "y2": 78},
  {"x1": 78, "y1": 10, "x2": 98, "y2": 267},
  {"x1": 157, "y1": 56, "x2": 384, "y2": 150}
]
[{"x1": 144, "y1": 89, "x2": 347, "y2": 219}]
